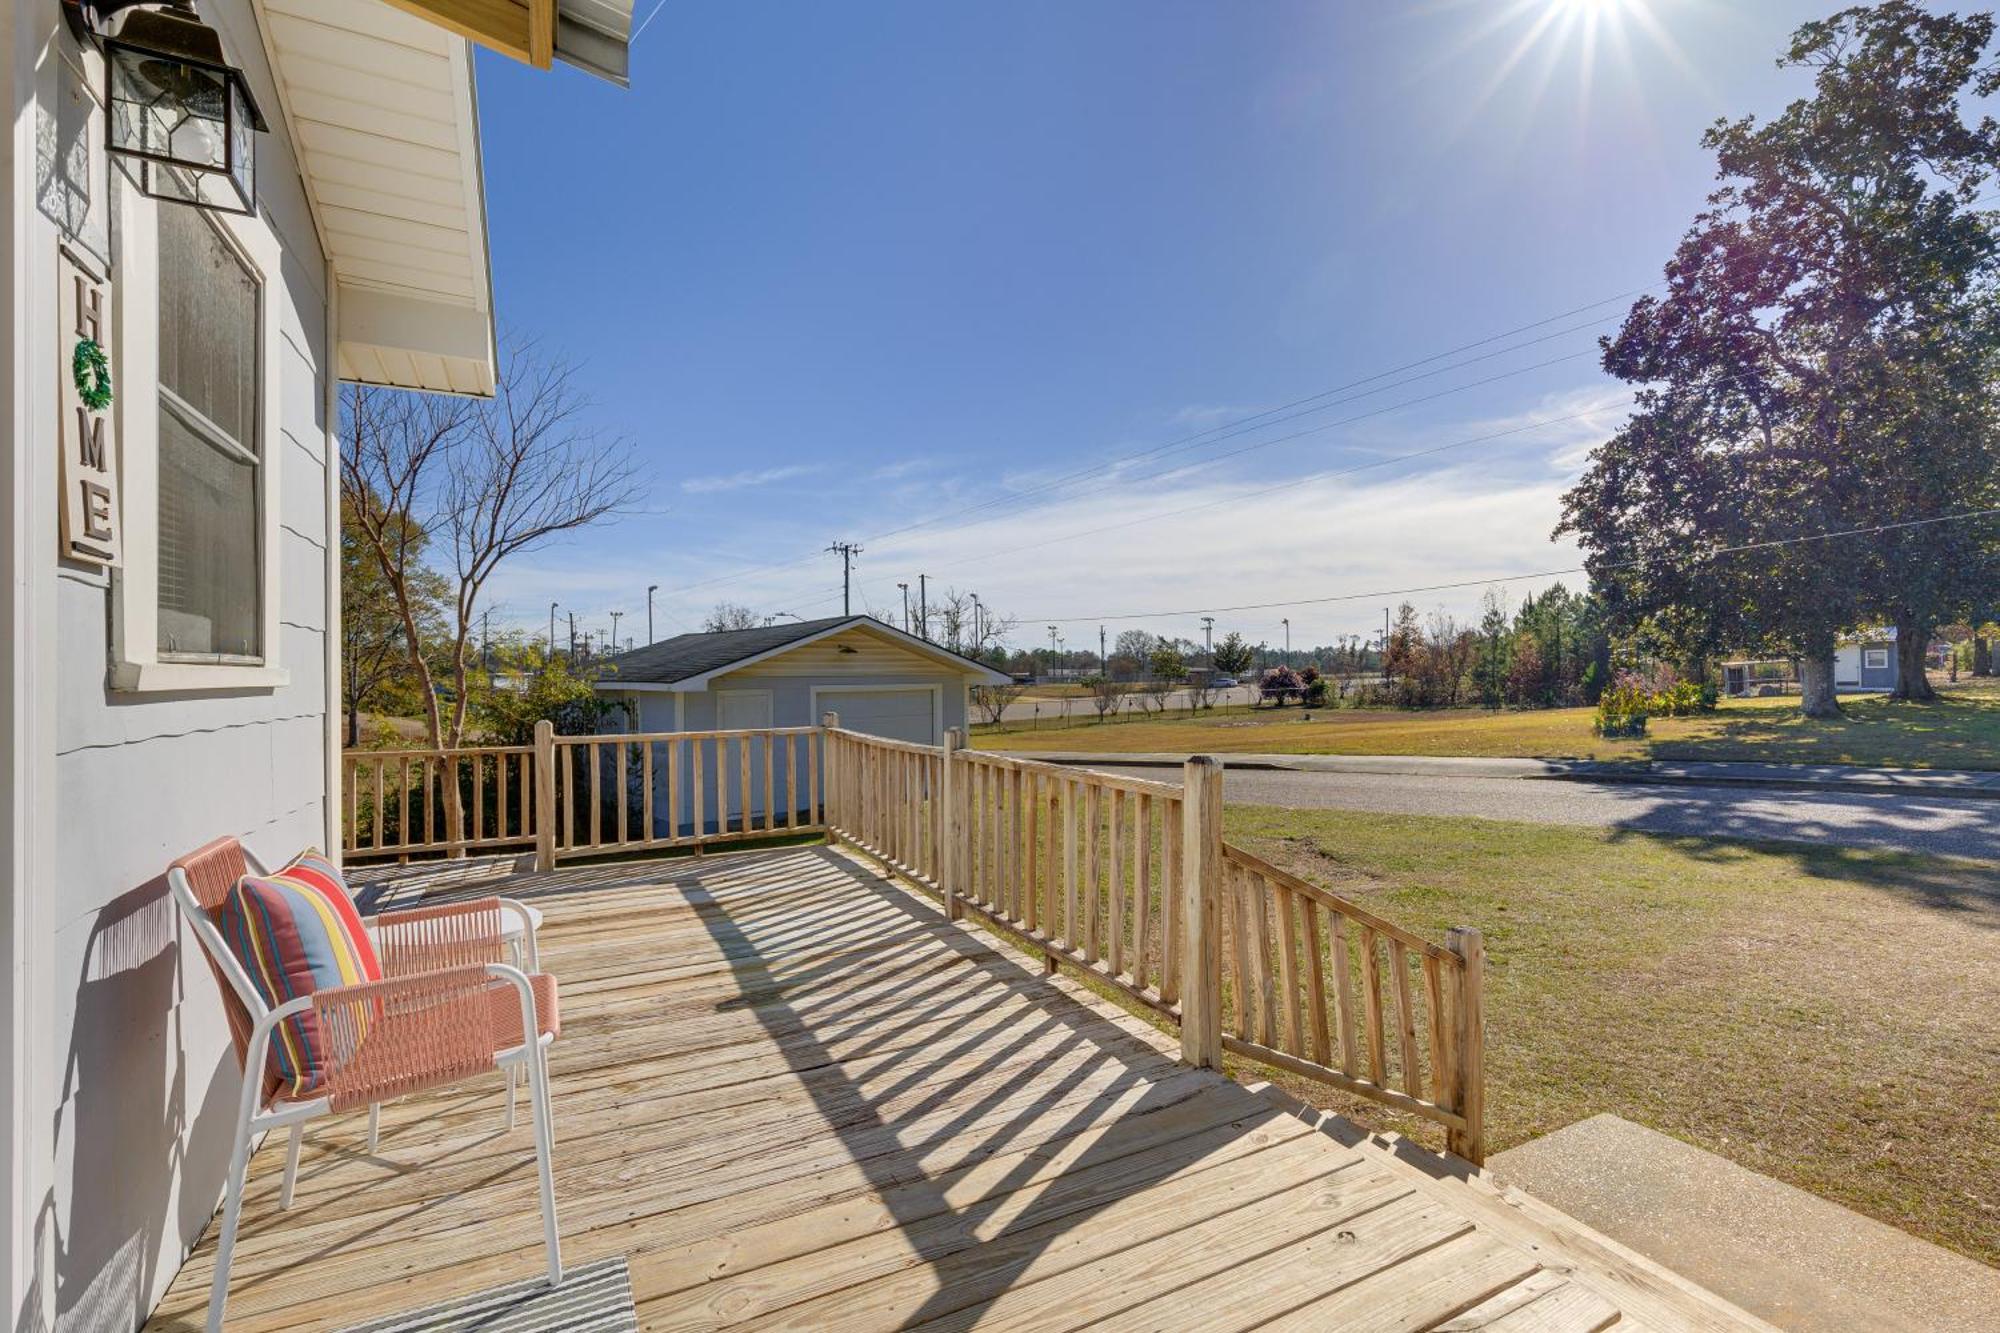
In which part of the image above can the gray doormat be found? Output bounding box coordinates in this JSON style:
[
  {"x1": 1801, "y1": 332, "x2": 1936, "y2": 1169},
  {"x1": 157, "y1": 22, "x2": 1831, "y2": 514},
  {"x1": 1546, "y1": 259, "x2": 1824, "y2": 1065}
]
[{"x1": 335, "y1": 1256, "x2": 635, "y2": 1332}]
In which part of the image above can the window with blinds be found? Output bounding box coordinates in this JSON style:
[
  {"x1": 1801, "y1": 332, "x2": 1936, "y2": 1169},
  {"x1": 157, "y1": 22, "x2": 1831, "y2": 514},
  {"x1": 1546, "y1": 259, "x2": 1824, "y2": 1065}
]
[{"x1": 156, "y1": 203, "x2": 261, "y2": 661}]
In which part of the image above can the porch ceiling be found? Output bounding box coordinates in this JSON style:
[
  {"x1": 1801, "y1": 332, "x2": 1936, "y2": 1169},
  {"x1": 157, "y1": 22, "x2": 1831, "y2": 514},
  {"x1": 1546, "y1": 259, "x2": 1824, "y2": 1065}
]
[{"x1": 259, "y1": 0, "x2": 498, "y2": 396}]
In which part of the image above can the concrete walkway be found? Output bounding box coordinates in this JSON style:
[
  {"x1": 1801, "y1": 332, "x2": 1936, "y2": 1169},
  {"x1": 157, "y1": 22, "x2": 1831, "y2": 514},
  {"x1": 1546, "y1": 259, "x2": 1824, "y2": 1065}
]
[
  {"x1": 1004, "y1": 750, "x2": 2000, "y2": 800},
  {"x1": 1491, "y1": 1115, "x2": 2000, "y2": 1333}
]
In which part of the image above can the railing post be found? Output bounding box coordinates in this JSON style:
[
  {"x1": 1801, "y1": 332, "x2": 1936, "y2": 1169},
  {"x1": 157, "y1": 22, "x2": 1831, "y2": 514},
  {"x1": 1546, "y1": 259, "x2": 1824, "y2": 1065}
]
[
  {"x1": 941, "y1": 728, "x2": 963, "y2": 920},
  {"x1": 1446, "y1": 926, "x2": 1486, "y2": 1165},
  {"x1": 533, "y1": 720, "x2": 557, "y2": 872},
  {"x1": 1178, "y1": 755, "x2": 1224, "y2": 1070},
  {"x1": 820, "y1": 712, "x2": 840, "y2": 845}
]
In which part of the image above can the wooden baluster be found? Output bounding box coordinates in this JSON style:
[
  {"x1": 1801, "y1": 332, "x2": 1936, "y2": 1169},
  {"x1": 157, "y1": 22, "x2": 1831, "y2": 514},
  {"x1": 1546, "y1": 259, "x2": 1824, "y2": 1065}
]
[
  {"x1": 1105, "y1": 788, "x2": 1123, "y2": 976},
  {"x1": 588, "y1": 742, "x2": 602, "y2": 848},
  {"x1": 1059, "y1": 779, "x2": 1076, "y2": 943},
  {"x1": 642, "y1": 741, "x2": 655, "y2": 842},
  {"x1": 557, "y1": 745, "x2": 572, "y2": 850},
  {"x1": 1250, "y1": 871, "x2": 1278, "y2": 1046},
  {"x1": 1275, "y1": 885, "x2": 1304, "y2": 1057},
  {"x1": 808, "y1": 730, "x2": 821, "y2": 828},
  {"x1": 1331, "y1": 915, "x2": 1358, "y2": 1075},
  {"x1": 1301, "y1": 900, "x2": 1333, "y2": 1066},
  {"x1": 1177, "y1": 757, "x2": 1224, "y2": 1070},
  {"x1": 517, "y1": 751, "x2": 531, "y2": 845},
  {"x1": 1083, "y1": 783, "x2": 1102, "y2": 964},
  {"x1": 1447, "y1": 928, "x2": 1486, "y2": 1164},
  {"x1": 739, "y1": 735, "x2": 752, "y2": 837},
  {"x1": 372, "y1": 758, "x2": 386, "y2": 852},
  {"x1": 533, "y1": 723, "x2": 555, "y2": 870},
  {"x1": 1131, "y1": 794, "x2": 1152, "y2": 991},
  {"x1": 345, "y1": 758, "x2": 358, "y2": 852},
  {"x1": 1228, "y1": 865, "x2": 1253, "y2": 1041},
  {"x1": 763, "y1": 735, "x2": 775, "y2": 833},
  {"x1": 1362, "y1": 926, "x2": 1387, "y2": 1084},
  {"x1": 496, "y1": 750, "x2": 510, "y2": 841},
  {"x1": 1160, "y1": 800, "x2": 1182, "y2": 1006},
  {"x1": 1390, "y1": 940, "x2": 1422, "y2": 1097},
  {"x1": 471, "y1": 753, "x2": 485, "y2": 845},
  {"x1": 1018, "y1": 768, "x2": 1034, "y2": 926},
  {"x1": 692, "y1": 736, "x2": 707, "y2": 842},
  {"x1": 614, "y1": 742, "x2": 629, "y2": 845},
  {"x1": 1423, "y1": 953, "x2": 1450, "y2": 1107}
]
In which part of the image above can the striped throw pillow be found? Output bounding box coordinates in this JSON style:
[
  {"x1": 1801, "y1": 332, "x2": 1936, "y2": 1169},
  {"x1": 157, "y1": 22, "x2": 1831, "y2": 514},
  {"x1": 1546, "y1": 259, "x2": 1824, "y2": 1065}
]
[{"x1": 213, "y1": 849, "x2": 383, "y2": 1097}]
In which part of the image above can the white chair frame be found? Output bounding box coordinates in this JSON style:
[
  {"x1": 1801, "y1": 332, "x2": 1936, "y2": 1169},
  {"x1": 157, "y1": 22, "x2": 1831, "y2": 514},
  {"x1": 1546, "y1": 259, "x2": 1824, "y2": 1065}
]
[{"x1": 168, "y1": 847, "x2": 562, "y2": 1333}]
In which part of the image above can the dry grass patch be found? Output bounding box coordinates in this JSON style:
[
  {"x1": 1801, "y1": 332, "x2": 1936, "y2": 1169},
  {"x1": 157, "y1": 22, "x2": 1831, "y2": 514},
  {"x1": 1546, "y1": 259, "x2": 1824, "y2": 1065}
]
[
  {"x1": 1214, "y1": 805, "x2": 2000, "y2": 1265},
  {"x1": 977, "y1": 678, "x2": 2000, "y2": 771}
]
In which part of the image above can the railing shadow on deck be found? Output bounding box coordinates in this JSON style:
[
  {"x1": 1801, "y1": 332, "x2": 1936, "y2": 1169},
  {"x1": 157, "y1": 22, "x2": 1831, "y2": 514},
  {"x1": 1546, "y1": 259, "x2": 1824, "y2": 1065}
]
[{"x1": 671, "y1": 843, "x2": 1264, "y2": 1329}]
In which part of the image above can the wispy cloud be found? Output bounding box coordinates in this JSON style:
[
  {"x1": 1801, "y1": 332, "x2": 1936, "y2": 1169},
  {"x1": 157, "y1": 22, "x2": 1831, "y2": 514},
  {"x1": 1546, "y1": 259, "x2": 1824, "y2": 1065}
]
[{"x1": 681, "y1": 464, "x2": 822, "y2": 494}]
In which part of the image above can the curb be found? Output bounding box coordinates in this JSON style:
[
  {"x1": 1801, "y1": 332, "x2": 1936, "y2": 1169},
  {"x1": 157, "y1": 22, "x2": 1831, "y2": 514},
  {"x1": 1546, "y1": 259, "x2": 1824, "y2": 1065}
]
[{"x1": 998, "y1": 752, "x2": 2000, "y2": 802}]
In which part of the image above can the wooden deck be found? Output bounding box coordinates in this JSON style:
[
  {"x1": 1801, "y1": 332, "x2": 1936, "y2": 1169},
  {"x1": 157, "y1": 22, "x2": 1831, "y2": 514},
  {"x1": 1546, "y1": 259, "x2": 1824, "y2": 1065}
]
[{"x1": 148, "y1": 846, "x2": 1767, "y2": 1331}]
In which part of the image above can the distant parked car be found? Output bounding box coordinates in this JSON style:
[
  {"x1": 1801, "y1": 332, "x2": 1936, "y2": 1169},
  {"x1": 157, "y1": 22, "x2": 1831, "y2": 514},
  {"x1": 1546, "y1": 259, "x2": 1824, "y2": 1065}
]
[{"x1": 1210, "y1": 676, "x2": 1238, "y2": 688}]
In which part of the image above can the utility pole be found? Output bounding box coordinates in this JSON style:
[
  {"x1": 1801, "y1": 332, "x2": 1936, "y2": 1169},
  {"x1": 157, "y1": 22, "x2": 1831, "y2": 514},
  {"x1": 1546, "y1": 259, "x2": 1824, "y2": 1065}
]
[
  {"x1": 918, "y1": 574, "x2": 929, "y2": 641},
  {"x1": 1047, "y1": 624, "x2": 1060, "y2": 663},
  {"x1": 827, "y1": 542, "x2": 862, "y2": 616},
  {"x1": 1282, "y1": 617, "x2": 1291, "y2": 660},
  {"x1": 1384, "y1": 607, "x2": 1392, "y2": 675},
  {"x1": 1200, "y1": 616, "x2": 1214, "y2": 663},
  {"x1": 969, "y1": 593, "x2": 982, "y2": 654},
  {"x1": 568, "y1": 611, "x2": 577, "y2": 661},
  {"x1": 609, "y1": 610, "x2": 623, "y2": 652},
  {"x1": 1100, "y1": 625, "x2": 1108, "y2": 675},
  {"x1": 549, "y1": 602, "x2": 559, "y2": 660},
  {"x1": 898, "y1": 582, "x2": 910, "y2": 633},
  {"x1": 647, "y1": 585, "x2": 658, "y2": 644}
]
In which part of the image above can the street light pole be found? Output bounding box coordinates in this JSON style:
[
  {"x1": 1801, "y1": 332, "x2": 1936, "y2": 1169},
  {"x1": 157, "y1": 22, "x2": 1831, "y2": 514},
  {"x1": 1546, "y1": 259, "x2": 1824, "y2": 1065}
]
[
  {"x1": 1282, "y1": 618, "x2": 1291, "y2": 659},
  {"x1": 1201, "y1": 616, "x2": 1214, "y2": 663},
  {"x1": 898, "y1": 582, "x2": 910, "y2": 633},
  {"x1": 549, "y1": 602, "x2": 559, "y2": 660},
  {"x1": 609, "y1": 610, "x2": 623, "y2": 652},
  {"x1": 918, "y1": 575, "x2": 929, "y2": 641},
  {"x1": 1100, "y1": 625, "x2": 1107, "y2": 676},
  {"x1": 647, "y1": 585, "x2": 658, "y2": 644}
]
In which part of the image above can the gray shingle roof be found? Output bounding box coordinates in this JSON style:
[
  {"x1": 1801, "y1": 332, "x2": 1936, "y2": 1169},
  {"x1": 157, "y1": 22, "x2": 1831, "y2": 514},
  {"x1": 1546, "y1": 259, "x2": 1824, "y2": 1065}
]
[{"x1": 593, "y1": 615, "x2": 1005, "y2": 686}]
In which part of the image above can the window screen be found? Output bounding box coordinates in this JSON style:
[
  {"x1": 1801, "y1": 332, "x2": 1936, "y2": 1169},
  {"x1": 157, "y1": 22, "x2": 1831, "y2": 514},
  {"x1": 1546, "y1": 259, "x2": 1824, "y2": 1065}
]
[{"x1": 156, "y1": 204, "x2": 260, "y2": 659}]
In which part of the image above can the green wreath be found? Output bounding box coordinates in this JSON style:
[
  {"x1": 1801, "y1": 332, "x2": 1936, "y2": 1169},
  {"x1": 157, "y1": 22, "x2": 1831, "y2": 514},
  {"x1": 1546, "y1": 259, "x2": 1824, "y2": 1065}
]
[{"x1": 72, "y1": 338, "x2": 112, "y2": 412}]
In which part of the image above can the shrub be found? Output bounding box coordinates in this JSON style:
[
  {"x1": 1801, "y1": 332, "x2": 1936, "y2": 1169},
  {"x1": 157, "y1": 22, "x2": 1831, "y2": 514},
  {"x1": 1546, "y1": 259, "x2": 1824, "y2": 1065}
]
[
  {"x1": 1260, "y1": 666, "x2": 1303, "y2": 705},
  {"x1": 1594, "y1": 683, "x2": 1649, "y2": 737},
  {"x1": 1303, "y1": 676, "x2": 1329, "y2": 707}
]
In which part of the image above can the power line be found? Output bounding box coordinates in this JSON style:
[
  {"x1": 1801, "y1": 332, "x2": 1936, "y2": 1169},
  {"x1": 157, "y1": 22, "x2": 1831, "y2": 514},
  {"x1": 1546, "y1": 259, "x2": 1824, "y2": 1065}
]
[
  {"x1": 664, "y1": 293, "x2": 1644, "y2": 599},
  {"x1": 1019, "y1": 508, "x2": 2000, "y2": 624},
  {"x1": 633, "y1": 0, "x2": 671, "y2": 41}
]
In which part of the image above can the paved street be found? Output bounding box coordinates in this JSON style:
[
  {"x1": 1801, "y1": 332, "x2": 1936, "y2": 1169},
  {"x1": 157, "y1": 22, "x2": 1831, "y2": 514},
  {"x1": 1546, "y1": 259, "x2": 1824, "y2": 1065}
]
[{"x1": 1086, "y1": 763, "x2": 2000, "y2": 862}]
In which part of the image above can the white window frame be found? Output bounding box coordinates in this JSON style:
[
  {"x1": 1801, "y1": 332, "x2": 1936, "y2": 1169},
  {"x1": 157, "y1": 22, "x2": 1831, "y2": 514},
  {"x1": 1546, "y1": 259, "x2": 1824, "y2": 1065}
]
[
  {"x1": 1862, "y1": 648, "x2": 1890, "y2": 671},
  {"x1": 109, "y1": 174, "x2": 286, "y2": 692}
]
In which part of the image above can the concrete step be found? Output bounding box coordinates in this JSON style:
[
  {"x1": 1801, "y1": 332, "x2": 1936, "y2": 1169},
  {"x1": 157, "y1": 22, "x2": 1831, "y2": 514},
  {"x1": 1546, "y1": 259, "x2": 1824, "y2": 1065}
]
[{"x1": 1488, "y1": 1114, "x2": 2000, "y2": 1333}]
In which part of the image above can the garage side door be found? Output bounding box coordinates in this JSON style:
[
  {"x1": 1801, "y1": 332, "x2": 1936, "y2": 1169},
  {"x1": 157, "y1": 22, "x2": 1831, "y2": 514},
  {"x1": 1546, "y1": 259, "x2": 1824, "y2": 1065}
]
[{"x1": 822, "y1": 688, "x2": 937, "y2": 745}]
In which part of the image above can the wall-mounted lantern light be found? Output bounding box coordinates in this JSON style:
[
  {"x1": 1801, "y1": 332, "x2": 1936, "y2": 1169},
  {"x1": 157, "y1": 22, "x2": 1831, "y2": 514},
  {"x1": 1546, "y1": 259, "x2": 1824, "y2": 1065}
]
[{"x1": 92, "y1": 2, "x2": 267, "y2": 216}]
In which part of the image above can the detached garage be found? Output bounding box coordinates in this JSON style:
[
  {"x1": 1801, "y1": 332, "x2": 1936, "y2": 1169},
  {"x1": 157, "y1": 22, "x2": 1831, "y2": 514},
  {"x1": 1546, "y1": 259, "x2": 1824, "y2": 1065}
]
[{"x1": 593, "y1": 615, "x2": 1009, "y2": 827}]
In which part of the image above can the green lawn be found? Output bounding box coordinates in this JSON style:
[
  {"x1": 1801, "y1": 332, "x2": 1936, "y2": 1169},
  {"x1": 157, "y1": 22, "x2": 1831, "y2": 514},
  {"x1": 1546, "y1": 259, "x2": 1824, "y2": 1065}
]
[
  {"x1": 976, "y1": 677, "x2": 2000, "y2": 770},
  {"x1": 1206, "y1": 806, "x2": 2000, "y2": 1265}
]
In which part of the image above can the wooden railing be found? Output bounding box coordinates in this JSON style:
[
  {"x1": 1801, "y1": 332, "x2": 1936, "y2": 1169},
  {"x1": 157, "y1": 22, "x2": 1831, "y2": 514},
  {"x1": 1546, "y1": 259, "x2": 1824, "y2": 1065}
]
[
  {"x1": 945, "y1": 747, "x2": 1185, "y2": 1019},
  {"x1": 342, "y1": 723, "x2": 824, "y2": 865},
  {"x1": 1217, "y1": 843, "x2": 1485, "y2": 1162},
  {"x1": 824, "y1": 731, "x2": 1489, "y2": 1164},
  {"x1": 343, "y1": 719, "x2": 1487, "y2": 1162},
  {"x1": 548, "y1": 726, "x2": 825, "y2": 864},
  {"x1": 823, "y1": 727, "x2": 944, "y2": 885},
  {"x1": 342, "y1": 746, "x2": 539, "y2": 859}
]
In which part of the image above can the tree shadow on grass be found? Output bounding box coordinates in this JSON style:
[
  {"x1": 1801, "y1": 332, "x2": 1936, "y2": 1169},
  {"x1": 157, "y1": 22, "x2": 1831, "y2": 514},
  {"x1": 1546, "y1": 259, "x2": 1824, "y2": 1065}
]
[
  {"x1": 1652, "y1": 690, "x2": 2000, "y2": 770},
  {"x1": 1602, "y1": 812, "x2": 2000, "y2": 923}
]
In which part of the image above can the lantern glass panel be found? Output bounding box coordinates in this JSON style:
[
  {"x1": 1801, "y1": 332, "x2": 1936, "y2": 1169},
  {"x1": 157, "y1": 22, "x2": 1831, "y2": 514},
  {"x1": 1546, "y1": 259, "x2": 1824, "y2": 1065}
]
[{"x1": 107, "y1": 45, "x2": 230, "y2": 173}]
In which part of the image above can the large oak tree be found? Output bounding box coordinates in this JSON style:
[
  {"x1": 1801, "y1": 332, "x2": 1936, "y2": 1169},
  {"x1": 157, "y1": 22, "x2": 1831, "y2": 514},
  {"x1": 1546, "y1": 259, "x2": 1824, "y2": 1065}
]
[{"x1": 1561, "y1": 2, "x2": 2000, "y2": 715}]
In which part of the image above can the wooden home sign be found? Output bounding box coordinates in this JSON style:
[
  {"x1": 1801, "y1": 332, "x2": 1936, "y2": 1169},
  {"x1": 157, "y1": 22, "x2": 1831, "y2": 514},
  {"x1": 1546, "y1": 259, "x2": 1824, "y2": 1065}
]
[{"x1": 58, "y1": 246, "x2": 119, "y2": 566}]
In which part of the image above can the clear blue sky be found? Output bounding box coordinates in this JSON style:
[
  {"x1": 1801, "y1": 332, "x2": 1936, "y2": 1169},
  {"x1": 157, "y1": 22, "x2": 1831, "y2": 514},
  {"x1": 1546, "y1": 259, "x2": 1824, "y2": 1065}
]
[{"x1": 472, "y1": 0, "x2": 1836, "y2": 654}]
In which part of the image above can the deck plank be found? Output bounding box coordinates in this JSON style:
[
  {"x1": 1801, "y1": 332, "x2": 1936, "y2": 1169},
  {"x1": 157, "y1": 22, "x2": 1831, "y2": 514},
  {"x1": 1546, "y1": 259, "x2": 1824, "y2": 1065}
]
[{"x1": 144, "y1": 846, "x2": 1735, "y2": 1333}]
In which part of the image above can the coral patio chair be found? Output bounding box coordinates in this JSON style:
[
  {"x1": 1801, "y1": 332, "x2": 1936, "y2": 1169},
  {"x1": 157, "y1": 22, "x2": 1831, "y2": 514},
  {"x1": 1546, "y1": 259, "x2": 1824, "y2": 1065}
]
[{"x1": 168, "y1": 836, "x2": 562, "y2": 1333}]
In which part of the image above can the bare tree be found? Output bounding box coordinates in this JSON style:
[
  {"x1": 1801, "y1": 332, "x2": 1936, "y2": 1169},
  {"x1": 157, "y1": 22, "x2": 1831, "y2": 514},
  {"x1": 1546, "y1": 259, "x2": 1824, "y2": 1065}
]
[
  {"x1": 1085, "y1": 675, "x2": 1130, "y2": 720},
  {"x1": 970, "y1": 682, "x2": 1027, "y2": 726},
  {"x1": 702, "y1": 601, "x2": 760, "y2": 632},
  {"x1": 343, "y1": 342, "x2": 640, "y2": 845}
]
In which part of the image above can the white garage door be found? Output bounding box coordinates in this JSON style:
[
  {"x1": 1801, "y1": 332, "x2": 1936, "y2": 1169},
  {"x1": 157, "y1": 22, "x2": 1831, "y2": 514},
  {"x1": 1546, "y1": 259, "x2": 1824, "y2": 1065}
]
[{"x1": 822, "y1": 688, "x2": 937, "y2": 745}]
